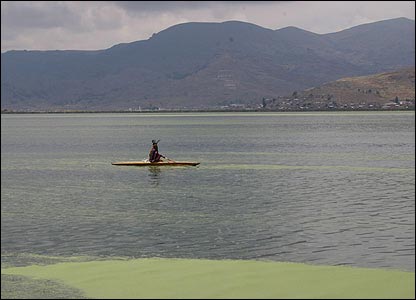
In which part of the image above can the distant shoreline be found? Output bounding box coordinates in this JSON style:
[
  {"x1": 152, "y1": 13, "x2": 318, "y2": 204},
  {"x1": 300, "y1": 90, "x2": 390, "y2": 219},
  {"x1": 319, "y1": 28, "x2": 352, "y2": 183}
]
[{"x1": 1, "y1": 108, "x2": 415, "y2": 114}]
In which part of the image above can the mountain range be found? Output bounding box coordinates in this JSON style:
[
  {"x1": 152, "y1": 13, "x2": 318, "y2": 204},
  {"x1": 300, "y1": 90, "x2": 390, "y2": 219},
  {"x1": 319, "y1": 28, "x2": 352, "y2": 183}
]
[{"x1": 1, "y1": 17, "x2": 415, "y2": 111}]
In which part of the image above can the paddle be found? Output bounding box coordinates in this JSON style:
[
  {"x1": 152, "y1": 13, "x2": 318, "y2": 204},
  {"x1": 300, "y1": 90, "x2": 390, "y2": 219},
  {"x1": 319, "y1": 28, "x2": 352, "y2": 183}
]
[{"x1": 163, "y1": 156, "x2": 176, "y2": 163}]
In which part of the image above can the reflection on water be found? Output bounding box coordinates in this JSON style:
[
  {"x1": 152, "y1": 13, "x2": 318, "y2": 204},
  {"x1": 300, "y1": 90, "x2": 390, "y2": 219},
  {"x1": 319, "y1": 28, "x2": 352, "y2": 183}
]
[
  {"x1": 1, "y1": 112, "x2": 415, "y2": 271},
  {"x1": 148, "y1": 167, "x2": 162, "y2": 187}
]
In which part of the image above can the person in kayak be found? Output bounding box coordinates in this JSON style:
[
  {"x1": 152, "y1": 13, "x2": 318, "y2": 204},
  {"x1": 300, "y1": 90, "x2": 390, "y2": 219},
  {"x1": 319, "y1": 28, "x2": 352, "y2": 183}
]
[{"x1": 149, "y1": 139, "x2": 166, "y2": 162}]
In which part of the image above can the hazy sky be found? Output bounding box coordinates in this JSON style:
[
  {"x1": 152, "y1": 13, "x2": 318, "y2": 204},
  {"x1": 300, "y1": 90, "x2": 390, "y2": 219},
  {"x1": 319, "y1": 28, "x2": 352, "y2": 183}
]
[{"x1": 1, "y1": 1, "x2": 415, "y2": 52}]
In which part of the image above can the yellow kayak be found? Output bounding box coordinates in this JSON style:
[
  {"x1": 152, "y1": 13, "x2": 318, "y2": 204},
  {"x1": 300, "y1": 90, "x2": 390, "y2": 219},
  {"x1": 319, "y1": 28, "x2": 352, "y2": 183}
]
[{"x1": 112, "y1": 161, "x2": 200, "y2": 166}]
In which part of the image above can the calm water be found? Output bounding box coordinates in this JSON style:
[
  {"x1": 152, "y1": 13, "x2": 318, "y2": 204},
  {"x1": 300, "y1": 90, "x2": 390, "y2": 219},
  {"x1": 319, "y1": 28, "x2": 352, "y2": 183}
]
[{"x1": 1, "y1": 112, "x2": 415, "y2": 271}]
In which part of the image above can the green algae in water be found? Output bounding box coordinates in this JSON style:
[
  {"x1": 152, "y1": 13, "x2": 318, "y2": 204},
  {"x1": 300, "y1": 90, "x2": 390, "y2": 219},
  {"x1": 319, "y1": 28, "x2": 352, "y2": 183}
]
[
  {"x1": 2, "y1": 258, "x2": 415, "y2": 299},
  {"x1": 202, "y1": 164, "x2": 415, "y2": 173},
  {"x1": 1, "y1": 274, "x2": 87, "y2": 299}
]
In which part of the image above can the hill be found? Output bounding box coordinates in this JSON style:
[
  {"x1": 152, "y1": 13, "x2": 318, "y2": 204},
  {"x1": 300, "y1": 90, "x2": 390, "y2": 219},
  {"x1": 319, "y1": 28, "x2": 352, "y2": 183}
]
[
  {"x1": 263, "y1": 67, "x2": 415, "y2": 110},
  {"x1": 1, "y1": 18, "x2": 415, "y2": 111}
]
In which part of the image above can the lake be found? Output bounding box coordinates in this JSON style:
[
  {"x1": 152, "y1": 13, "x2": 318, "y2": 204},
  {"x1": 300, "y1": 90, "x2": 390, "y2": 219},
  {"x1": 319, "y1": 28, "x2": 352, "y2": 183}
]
[{"x1": 1, "y1": 112, "x2": 415, "y2": 271}]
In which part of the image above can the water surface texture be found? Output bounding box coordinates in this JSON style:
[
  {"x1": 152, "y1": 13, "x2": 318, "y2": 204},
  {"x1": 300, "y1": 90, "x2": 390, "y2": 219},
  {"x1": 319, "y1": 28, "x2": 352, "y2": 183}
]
[{"x1": 1, "y1": 112, "x2": 415, "y2": 271}]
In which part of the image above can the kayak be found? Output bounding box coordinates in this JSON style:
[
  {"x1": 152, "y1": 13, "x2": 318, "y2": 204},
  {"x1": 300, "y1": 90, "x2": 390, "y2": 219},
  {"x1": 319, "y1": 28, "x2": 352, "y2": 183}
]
[{"x1": 112, "y1": 161, "x2": 200, "y2": 166}]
